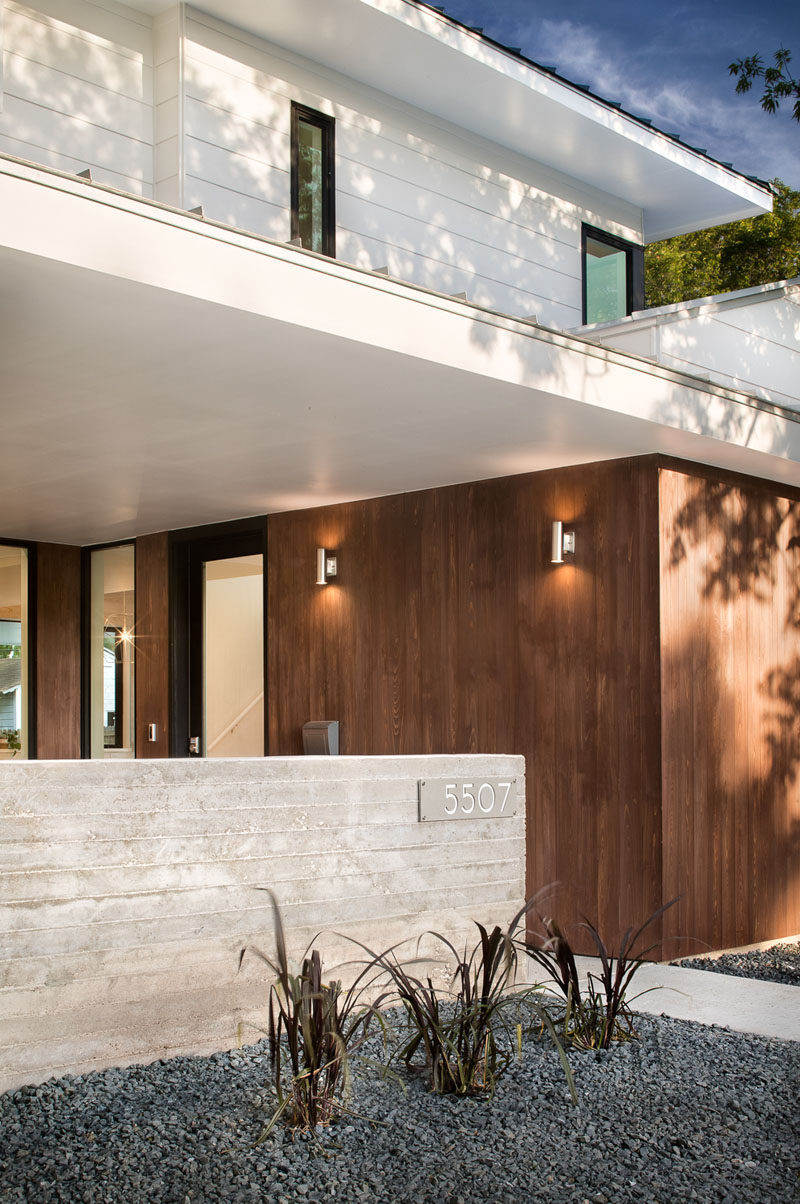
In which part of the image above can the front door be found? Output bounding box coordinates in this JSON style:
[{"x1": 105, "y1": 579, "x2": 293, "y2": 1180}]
[{"x1": 171, "y1": 522, "x2": 267, "y2": 758}]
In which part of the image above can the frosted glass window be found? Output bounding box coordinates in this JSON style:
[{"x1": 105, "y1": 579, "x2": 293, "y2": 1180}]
[{"x1": 585, "y1": 236, "x2": 628, "y2": 324}]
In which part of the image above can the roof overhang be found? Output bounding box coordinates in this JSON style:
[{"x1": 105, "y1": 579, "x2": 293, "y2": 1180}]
[
  {"x1": 139, "y1": 0, "x2": 770, "y2": 241},
  {"x1": 0, "y1": 157, "x2": 797, "y2": 546}
]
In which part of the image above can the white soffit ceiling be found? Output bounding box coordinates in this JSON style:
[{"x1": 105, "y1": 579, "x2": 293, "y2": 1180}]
[
  {"x1": 1, "y1": 158, "x2": 798, "y2": 546},
  {"x1": 4, "y1": 240, "x2": 798, "y2": 547},
  {"x1": 156, "y1": 0, "x2": 772, "y2": 241}
]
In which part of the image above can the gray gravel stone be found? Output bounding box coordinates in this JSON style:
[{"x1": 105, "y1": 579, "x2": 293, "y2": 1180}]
[
  {"x1": 676, "y1": 941, "x2": 800, "y2": 986},
  {"x1": 1, "y1": 1016, "x2": 798, "y2": 1203}
]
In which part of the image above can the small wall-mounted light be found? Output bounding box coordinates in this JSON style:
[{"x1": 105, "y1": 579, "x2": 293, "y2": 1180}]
[
  {"x1": 551, "y1": 521, "x2": 576, "y2": 564},
  {"x1": 316, "y1": 547, "x2": 338, "y2": 585}
]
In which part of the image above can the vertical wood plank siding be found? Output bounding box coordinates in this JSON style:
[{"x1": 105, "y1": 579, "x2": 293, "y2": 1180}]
[
  {"x1": 267, "y1": 458, "x2": 663, "y2": 949},
  {"x1": 134, "y1": 532, "x2": 169, "y2": 758},
  {"x1": 35, "y1": 542, "x2": 81, "y2": 759},
  {"x1": 659, "y1": 463, "x2": 800, "y2": 956}
]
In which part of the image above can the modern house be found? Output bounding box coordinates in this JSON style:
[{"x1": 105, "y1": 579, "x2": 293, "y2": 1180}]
[{"x1": 1, "y1": 0, "x2": 799, "y2": 1084}]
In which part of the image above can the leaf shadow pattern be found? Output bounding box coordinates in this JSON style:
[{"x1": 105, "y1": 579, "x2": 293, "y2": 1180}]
[
  {"x1": 670, "y1": 481, "x2": 798, "y2": 616},
  {"x1": 665, "y1": 472, "x2": 800, "y2": 944}
]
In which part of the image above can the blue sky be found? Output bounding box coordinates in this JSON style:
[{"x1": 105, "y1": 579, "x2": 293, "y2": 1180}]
[{"x1": 435, "y1": 0, "x2": 800, "y2": 189}]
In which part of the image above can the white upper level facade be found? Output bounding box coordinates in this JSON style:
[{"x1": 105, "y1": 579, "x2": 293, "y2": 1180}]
[
  {"x1": 2, "y1": 0, "x2": 797, "y2": 546},
  {"x1": 583, "y1": 280, "x2": 800, "y2": 412},
  {"x1": 0, "y1": 0, "x2": 771, "y2": 332}
]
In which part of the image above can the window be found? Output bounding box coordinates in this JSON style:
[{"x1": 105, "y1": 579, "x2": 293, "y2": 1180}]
[
  {"x1": 0, "y1": 544, "x2": 30, "y2": 758},
  {"x1": 582, "y1": 224, "x2": 644, "y2": 325},
  {"x1": 88, "y1": 544, "x2": 135, "y2": 758},
  {"x1": 290, "y1": 103, "x2": 335, "y2": 256}
]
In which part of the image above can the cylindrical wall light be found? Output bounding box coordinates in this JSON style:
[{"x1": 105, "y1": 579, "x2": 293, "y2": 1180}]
[
  {"x1": 551, "y1": 521, "x2": 575, "y2": 564},
  {"x1": 316, "y1": 547, "x2": 338, "y2": 584}
]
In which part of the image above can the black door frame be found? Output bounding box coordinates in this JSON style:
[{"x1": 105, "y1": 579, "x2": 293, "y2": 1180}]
[{"x1": 169, "y1": 516, "x2": 268, "y2": 758}]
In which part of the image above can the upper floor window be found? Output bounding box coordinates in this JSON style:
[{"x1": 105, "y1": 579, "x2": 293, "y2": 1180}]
[
  {"x1": 290, "y1": 103, "x2": 335, "y2": 257},
  {"x1": 582, "y1": 225, "x2": 644, "y2": 324}
]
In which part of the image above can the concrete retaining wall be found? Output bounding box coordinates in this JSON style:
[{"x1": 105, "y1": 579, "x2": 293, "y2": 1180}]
[{"x1": 0, "y1": 755, "x2": 525, "y2": 1091}]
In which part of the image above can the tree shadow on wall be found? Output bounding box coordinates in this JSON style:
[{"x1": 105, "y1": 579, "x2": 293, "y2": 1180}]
[
  {"x1": 669, "y1": 479, "x2": 799, "y2": 613},
  {"x1": 666, "y1": 476, "x2": 800, "y2": 946}
]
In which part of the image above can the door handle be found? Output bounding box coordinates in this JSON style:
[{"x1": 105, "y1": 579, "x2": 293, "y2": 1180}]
[{"x1": 189, "y1": 736, "x2": 200, "y2": 755}]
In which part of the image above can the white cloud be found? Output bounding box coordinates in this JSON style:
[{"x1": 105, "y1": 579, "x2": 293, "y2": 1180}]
[{"x1": 510, "y1": 15, "x2": 800, "y2": 186}]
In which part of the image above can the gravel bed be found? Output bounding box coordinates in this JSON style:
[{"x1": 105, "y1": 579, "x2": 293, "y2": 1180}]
[
  {"x1": 2, "y1": 1016, "x2": 799, "y2": 1204},
  {"x1": 676, "y1": 942, "x2": 800, "y2": 987}
]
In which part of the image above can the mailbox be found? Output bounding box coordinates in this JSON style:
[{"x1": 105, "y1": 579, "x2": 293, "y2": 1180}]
[{"x1": 302, "y1": 720, "x2": 339, "y2": 755}]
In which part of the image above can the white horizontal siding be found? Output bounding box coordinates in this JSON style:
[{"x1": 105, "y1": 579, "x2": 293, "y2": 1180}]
[
  {"x1": 668, "y1": 301, "x2": 800, "y2": 407},
  {"x1": 153, "y1": 5, "x2": 179, "y2": 205},
  {"x1": 0, "y1": 755, "x2": 526, "y2": 1091},
  {"x1": 590, "y1": 291, "x2": 800, "y2": 410},
  {"x1": 182, "y1": 8, "x2": 642, "y2": 329},
  {"x1": 0, "y1": 0, "x2": 153, "y2": 194}
]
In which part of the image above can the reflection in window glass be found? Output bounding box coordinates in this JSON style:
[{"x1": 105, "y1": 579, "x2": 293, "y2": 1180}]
[
  {"x1": 297, "y1": 118, "x2": 324, "y2": 253},
  {"x1": 90, "y1": 545, "x2": 135, "y2": 758},
  {"x1": 0, "y1": 546, "x2": 28, "y2": 758},
  {"x1": 291, "y1": 103, "x2": 334, "y2": 257},
  {"x1": 585, "y1": 236, "x2": 628, "y2": 324}
]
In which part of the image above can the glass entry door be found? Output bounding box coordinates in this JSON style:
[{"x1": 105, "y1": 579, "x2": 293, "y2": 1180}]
[
  {"x1": 202, "y1": 554, "x2": 264, "y2": 757},
  {"x1": 172, "y1": 523, "x2": 266, "y2": 759}
]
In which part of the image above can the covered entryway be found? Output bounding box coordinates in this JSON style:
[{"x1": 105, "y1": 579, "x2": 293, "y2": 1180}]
[{"x1": 169, "y1": 520, "x2": 267, "y2": 759}]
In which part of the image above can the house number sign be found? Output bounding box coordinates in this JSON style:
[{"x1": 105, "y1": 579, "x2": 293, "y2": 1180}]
[{"x1": 418, "y1": 778, "x2": 518, "y2": 822}]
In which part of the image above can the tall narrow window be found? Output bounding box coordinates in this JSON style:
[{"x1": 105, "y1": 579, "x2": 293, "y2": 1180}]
[
  {"x1": 89, "y1": 544, "x2": 135, "y2": 758},
  {"x1": 582, "y1": 224, "x2": 644, "y2": 324},
  {"x1": 291, "y1": 103, "x2": 335, "y2": 256},
  {"x1": 0, "y1": 545, "x2": 29, "y2": 758}
]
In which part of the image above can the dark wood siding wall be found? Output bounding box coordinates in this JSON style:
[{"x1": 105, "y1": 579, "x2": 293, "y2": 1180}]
[
  {"x1": 267, "y1": 457, "x2": 663, "y2": 947},
  {"x1": 22, "y1": 455, "x2": 799, "y2": 955},
  {"x1": 36, "y1": 543, "x2": 81, "y2": 759},
  {"x1": 134, "y1": 533, "x2": 170, "y2": 758},
  {"x1": 659, "y1": 463, "x2": 800, "y2": 956}
]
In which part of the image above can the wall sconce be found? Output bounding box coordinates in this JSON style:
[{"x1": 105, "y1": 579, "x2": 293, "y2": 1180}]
[
  {"x1": 316, "y1": 547, "x2": 338, "y2": 585},
  {"x1": 551, "y1": 521, "x2": 575, "y2": 564}
]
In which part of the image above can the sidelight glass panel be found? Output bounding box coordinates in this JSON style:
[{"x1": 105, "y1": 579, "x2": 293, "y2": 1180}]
[
  {"x1": 203, "y1": 554, "x2": 264, "y2": 757},
  {"x1": 90, "y1": 545, "x2": 135, "y2": 758},
  {"x1": 0, "y1": 546, "x2": 28, "y2": 759},
  {"x1": 585, "y1": 236, "x2": 628, "y2": 324}
]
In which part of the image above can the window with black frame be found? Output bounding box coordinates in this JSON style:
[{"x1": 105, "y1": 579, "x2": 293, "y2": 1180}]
[
  {"x1": 582, "y1": 224, "x2": 644, "y2": 325},
  {"x1": 290, "y1": 103, "x2": 335, "y2": 256},
  {"x1": 88, "y1": 544, "x2": 135, "y2": 758},
  {"x1": 0, "y1": 545, "x2": 29, "y2": 759}
]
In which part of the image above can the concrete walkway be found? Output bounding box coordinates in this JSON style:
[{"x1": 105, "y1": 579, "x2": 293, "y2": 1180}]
[{"x1": 571, "y1": 955, "x2": 800, "y2": 1042}]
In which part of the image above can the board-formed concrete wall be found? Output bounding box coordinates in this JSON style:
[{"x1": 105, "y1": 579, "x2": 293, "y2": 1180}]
[{"x1": 0, "y1": 754, "x2": 524, "y2": 1092}]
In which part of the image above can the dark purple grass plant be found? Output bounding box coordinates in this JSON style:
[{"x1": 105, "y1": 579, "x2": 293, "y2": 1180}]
[
  {"x1": 524, "y1": 900, "x2": 677, "y2": 1050},
  {"x1": 239, "y1": 892, "x2": 386, "y2": 1137},
  {"x1": 359, "y1": 899, "x2": 576, "y2": 1101}
]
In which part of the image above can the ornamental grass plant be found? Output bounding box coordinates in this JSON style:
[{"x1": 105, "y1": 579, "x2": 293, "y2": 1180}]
[
  {"x1": 243, "y1": 892, "x2": 683, "y2": 1134},
  {"x1": 239, "y1": 891, "x2": 386, "y2": 1138},
  {"x1": 523, "y1": 899, "x2": 677, "y2": 1050},
  {"x1": 358, "y1": 899, "x2": 577, "y2": 1101}
]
